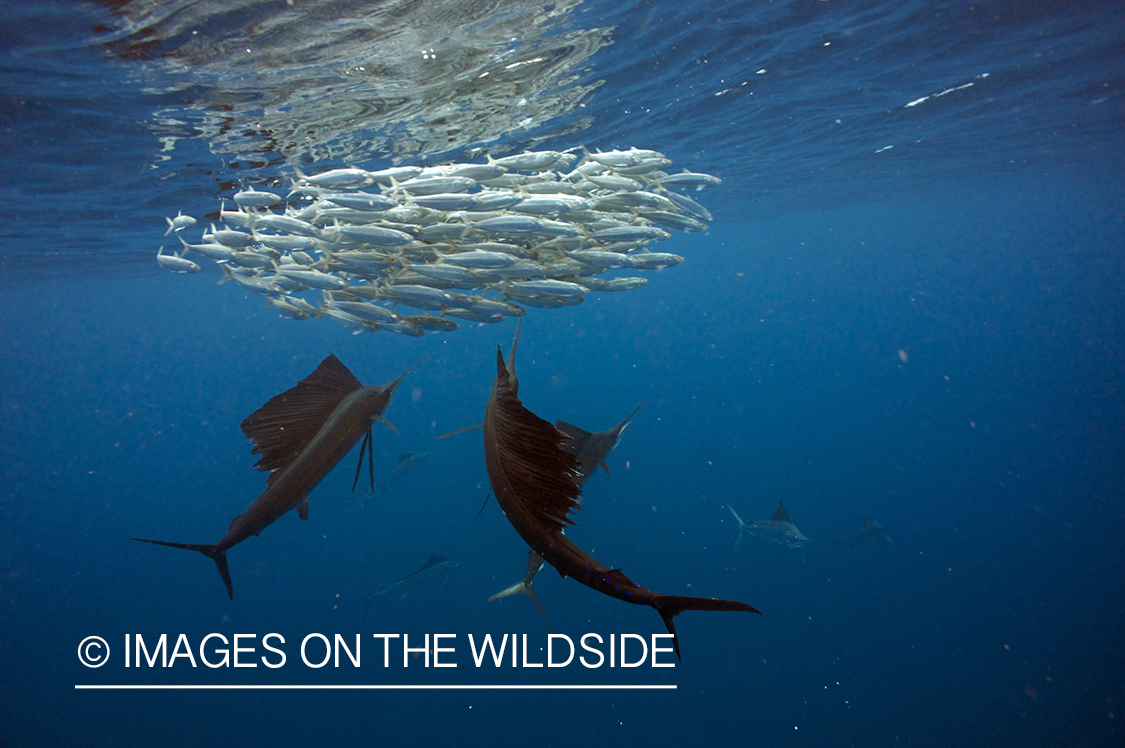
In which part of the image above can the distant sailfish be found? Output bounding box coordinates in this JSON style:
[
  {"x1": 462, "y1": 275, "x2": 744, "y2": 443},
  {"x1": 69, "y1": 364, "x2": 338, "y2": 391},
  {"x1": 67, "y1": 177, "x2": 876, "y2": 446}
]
[
  {"x1": 341, "y1": 450, "x2": 436, "y2": 513},
  {"x1": 373, "y1": 451, "x2": 435, "y2": 493},
  {"x1": 134, "y1": 354, "x2": 419, "y2": 598},
  {"x1": 364, "y1": 552, "x2": 465, "y2": 619},
  {"x1": 834, "y1": 517, "x2": 886, "y2": 547},
  {"x1": 728, "y1": 502, "x2": 812, "y2": 549},
  {"x1": 483, "y1": 326, "x2": 759, "y2": 659},
  {"x1": 555, "y1": 400, "x2": 645, "y2": 489}
]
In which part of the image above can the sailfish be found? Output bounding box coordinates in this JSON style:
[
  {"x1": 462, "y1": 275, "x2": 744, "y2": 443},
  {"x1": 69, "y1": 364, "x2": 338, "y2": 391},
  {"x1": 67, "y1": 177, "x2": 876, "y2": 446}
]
[
  {"x1": 483, "y1": 328, "x2": 759, "y2": 659},
  {"x1": 834, "y1": 517, "x2": 886, "y2": 547},
  {"x1": 489, "y1": 400, "x2": 646, "y2": 624},
  {"x1": 133, "y1": 354, "x2": 418, "y2": 598},
  {"x1": 728, "y1": 502, "x2": 812, "y2": 549}
]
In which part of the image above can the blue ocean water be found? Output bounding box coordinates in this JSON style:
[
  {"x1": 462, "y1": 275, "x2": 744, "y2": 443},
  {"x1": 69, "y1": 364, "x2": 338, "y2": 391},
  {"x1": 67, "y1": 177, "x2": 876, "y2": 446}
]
[{"x1": 1, "y1": 0, "x2": 1123, "y2": 746}]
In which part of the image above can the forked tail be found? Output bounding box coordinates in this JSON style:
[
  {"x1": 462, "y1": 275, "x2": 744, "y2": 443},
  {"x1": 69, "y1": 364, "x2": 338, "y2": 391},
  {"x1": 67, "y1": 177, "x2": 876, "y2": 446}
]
[
  {"x1": 489, "y1": 548, "x2": 551, "y2": 629},
  {"x1": 132, "y1": 538, "x2": 233, "y2": 599},
  {"x1": 728, "y1": 505, "x2": 748, "y2": 549},
  {"x1": 649, "y1": 594, "x2": 761, "y2": 661},
  {"x1": 488, "y1": 578, "x2": 553, "y2": 631}
]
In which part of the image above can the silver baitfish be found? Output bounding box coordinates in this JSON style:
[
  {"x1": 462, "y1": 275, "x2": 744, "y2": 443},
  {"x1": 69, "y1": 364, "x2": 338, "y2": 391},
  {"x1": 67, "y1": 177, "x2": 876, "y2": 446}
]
[
  {"x1": 156, "y1": 245, "x2": 200, "y2": 273},
  {"x1": 162, "y1": 147, "x2": 717, "y2": 338},
  {"x1": 164, "y1": 211, "x2": 197, "y2": 235},
  {"x1": 233, "y1": 189, "x2": 282, "y2": 208}
]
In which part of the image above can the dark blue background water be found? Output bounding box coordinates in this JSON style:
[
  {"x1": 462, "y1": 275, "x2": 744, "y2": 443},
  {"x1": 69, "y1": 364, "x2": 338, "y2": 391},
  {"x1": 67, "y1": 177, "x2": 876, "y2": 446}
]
[{"x1": 2, "y1": 1, "x2": 1122, "y2": 746}]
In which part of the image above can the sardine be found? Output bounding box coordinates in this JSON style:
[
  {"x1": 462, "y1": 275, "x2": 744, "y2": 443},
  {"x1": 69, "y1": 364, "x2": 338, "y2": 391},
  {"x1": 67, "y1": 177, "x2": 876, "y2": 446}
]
[
  {"x1": 179, "y1": 238, "x2": 236, "y2": 262},
  {"x1": 442, "y1": 308, "x2": 504, "y2": 324},
  {"x1": 233, "y1": 189, "x2": 282, "y2": 208},
  {"x1": 440, "y1": 249, "x2": 519, "y2": 269},
  {"x1": 221, "y1": 267, "x2": 282, "y2": 296},
  {"x1": 366, "y1": 166, "x2": 424, "y2": 184},
  {"x1": 655, "y1": 171, "x2": 723, "y2": 189},
  {"x1": 501, "y1": 279, "x2": 589, "y2": 298},
  {"x1": 397, "y1": 176, "x2": 476, "y2": 195},
  {"x1": 268, "y1": 295, "x2": 314, "y2": 320},
  {"x1": 410, "y1": 193, "x2": 486, "y2": 211},
  {"x1": 640, "y1": 211, "x2": 708, "y2": 232},
  {"x1": 445, "y1": 293, "x2": 526, "y2": 317},
  {"x1": 322, "y1": 306, "x2": 381, "y2": 333},
  {"x1": 319, "y1": 192, "x2": 396, "y2": 211},
  {"x1": 377, "y1": 284, "x2": 454, "y2": 310},
  {"x1": 628, "y1": 252, "x2": 684, "y2": 269},
  {"x1": 322, "y1": 296, "x2": 403, "y2": 326},
  {"x1": 275, "y1": 266, "x2": 349, "y2": 291},
  {"x1": 164, "y1": 211, "x2": 197, "y2": 235},
  {"x1": 301, "y1": 168, "x2": 375, "y2": 189},
  {"x1": 567, "y1": 249, "x2": 639, "y2": 269},
  {"x1": 212, "y1": 228, "x2": 257, "y2": 247},
  {"x1": 581, "y1": 276, "x2": 649, "y2": 292},
  {"x1": 256, "y1": 213, "x2": 320, "y2": 237},
  {"x1": 592, "y1": 225, "x2": 671, "y2": 243},
  {"x1": 156, "y1": 245, "x2": 201, "y2": 273},
  {"x1": 402, "y1": 314, "x2": 459, "y2": 332},
  {"x1": 339, "y1": 224, "x2": 415, "y2": 246},
  {"x1": 513, "y1": 196, "x2": 593, "y2": 215},
  {"x1": 491, "y1": 151, "x2": 573, "y2": 172}
]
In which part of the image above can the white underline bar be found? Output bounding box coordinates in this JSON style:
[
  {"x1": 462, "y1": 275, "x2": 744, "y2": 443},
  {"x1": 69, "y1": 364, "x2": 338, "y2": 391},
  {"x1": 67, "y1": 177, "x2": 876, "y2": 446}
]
[{"x1": 76, "y1": 684, "x2": 675, "y2": 691}]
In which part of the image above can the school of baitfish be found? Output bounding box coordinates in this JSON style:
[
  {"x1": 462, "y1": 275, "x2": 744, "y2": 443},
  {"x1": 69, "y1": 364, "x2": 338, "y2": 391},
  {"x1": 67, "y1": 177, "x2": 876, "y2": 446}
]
[{"x1": 158, "y1": 147, "x2": 720, "y2": 337}]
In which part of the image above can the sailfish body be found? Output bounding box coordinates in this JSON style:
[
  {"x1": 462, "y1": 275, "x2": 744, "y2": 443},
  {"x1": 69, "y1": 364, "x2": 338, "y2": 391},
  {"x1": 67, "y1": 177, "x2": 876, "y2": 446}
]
[
  {"x1": 369, "y1": 553, "x2": 466, "y2": 599},
  {"x1": 134, "y1": 354, "x2": 416, "y2": 598},
  {"x1": 729, "y1": 502, "x2": 811, "y2": 549},
  {"x1": 483, "y1": 330, "x2": 759, "y2": 659}
]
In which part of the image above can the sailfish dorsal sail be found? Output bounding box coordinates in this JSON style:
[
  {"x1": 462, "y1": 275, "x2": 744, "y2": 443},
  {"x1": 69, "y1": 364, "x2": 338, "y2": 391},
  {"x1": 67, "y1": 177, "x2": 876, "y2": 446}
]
[
  {"x1": 488, "y1": 349, "x2": 582, "y2": 533},
  {"x1": 241, "y1": 354, "x2": 364, "y2": 486},
  {"x1": 771, "y1": 502, "x2": 793, "y2": 524}
]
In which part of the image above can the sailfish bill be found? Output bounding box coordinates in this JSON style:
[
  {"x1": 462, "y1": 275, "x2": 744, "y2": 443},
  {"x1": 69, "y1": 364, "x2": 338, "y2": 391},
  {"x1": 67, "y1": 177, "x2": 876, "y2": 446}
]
[
  {"x1": 482, "y1": 325, "x2": 759, "y2": 659},
  {"x1": 134, "y1": 354, "x2": 421, "y2": 598}
]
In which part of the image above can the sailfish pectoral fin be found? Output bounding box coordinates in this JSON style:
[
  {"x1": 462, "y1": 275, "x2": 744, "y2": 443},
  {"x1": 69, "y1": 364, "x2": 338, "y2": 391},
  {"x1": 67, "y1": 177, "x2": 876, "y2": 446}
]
[
  {"x1": 132, "y1": 538, "x2": 233, "y2": 600},
  {"x1": 351, "y1": 429, "x2": 371, "y2": 493},
  {"x1": 366, "y1": 425, "x2": 374, "y2": 489},
  {"x1": 375, "y1": 415, "x2": 398, "y2": 434}
]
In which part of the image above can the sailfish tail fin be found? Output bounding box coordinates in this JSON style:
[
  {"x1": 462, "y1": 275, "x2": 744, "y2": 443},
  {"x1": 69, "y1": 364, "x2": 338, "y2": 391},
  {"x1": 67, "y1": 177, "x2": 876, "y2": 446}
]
[
  {"x1": 650, "y1": 594, "x2": 761, "y2": 661},
  {"x1": 488, "y1": 579, "x2": 553, "y2": 631},
  {"x1": 728, "y1": 505, "x2": 749, "y2": 549},
  {"x1": 132, "y1": 538, "x2": 233, "y2": 599}
]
